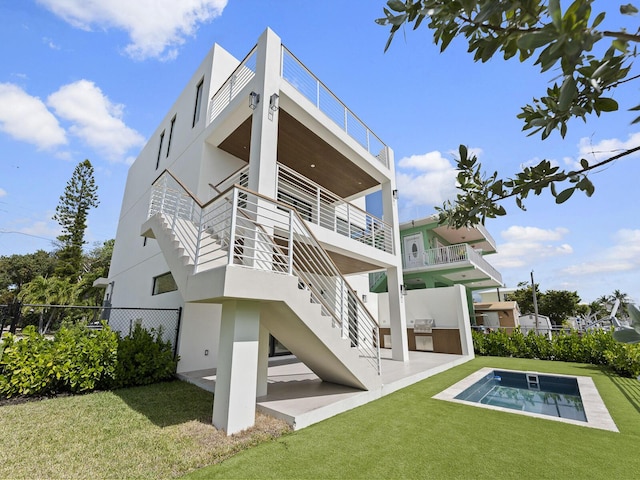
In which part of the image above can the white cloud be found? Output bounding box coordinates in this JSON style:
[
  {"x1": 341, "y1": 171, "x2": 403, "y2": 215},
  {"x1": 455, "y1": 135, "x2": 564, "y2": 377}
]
[
  {"x1": 501, "y1": 226, "x2": 569, "y2": 242},
  {"x1": 396, "y1": 150, "x2": 459, "y2": 208},
  {"x1": 0, "y1": 188, "x2": 6, "y2": 198},
  {"x1": 491, "y1": 226, "x2": 573, "y2": 269},
  {"x1": 37, "y1": 0, "x2": 228, "y2": 60},
  {"x1": 562, "y1": 229, "x2": 640, "y2": 275},
  {"x1": 577, "y1": 131, "x2": 640, "y2": 164},
  {"x1": 19, "y1": 220, "x2": 61, "y2": 240},
  {"x1": 47, "y1": 80, "x2": 145, "y2": 163},
  {"x1": 0, "y1": 83, "x2": 67, "y2": 149}
]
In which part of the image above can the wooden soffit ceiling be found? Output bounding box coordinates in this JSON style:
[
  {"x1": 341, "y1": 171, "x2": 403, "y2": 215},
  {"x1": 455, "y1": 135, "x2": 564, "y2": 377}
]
[{"x1": 217, "y1": 109, "x2": 378, "y2": 198}]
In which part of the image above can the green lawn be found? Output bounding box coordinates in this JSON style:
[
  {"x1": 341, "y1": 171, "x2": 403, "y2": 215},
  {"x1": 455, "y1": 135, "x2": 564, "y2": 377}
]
[
  {"x1": 0, "y1": 380, "x2": 289, "y2": 479},
  {"x1": 184, "y1": 356, "x2": 640, "y2": 480}
]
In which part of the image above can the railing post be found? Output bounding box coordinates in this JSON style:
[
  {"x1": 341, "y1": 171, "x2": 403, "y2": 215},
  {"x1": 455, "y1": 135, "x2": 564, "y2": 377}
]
[
  {"x1": 194, "y1": 203, "x2": 203, "y2": 273},
  {"x1": 339, "y1": 278, "x2": 345, "y2": 337},
  {"x1": 316, "y1": 185, "x2": 321, "y2": 226},
  {"x1": 288, "y1": 209, "x2": 294, "y2": 275},
  {"x1": 346, "y1": 203, "x2": 351, "y2": 239},
  {"x1": 227, "y1": 188, "x2": 239, "y2": 265}
]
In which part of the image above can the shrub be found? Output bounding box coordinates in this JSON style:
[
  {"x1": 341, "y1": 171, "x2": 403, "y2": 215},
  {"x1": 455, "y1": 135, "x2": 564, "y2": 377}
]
[
  {"x1": 473, "y1": 327, "x2": 640, "y2": 378},
  {"x1": 111, "y1": 324, "x2": 177, "y2": 389},
  {"x1": 53, "y1": 322, "x2": 118, "y2": 392},
  {"x1": 0, "y1": 326, "x2": 57, "y2": 396},
  {"x1": 0, "y1": 323, "x2": 118, "y2": 397}
]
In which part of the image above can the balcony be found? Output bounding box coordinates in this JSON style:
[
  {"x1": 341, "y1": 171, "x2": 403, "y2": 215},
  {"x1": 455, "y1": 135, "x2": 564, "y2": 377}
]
[
  {"x1": 405, "y1": 243, "x2": 502, "y2": 288},
  {"x1": 210, "y1": 163, "x2": 394, "y2": 256}
]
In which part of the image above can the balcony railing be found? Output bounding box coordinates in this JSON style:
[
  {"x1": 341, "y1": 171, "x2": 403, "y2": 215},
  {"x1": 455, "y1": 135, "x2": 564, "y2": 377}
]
[
  {"x1": 417, "y1": 243, "x2": 502, "y2": 284},
  {"x1": 281, "y1": 47, "x2": 388, "y2": 168},
  {"x1": 277, "y1": 164, "x2": 393, "y2": 254}
]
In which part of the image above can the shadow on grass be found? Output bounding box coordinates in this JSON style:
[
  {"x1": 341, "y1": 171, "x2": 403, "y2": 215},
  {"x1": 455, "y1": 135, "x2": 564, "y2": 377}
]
[
  {"x1": 113, "y1": 379, "x2": 215, "y2": 427},
  {"x1": 603, "y1": 370, "x2": 640, "y2": 414},
  {"x1": 571, "y1": 363, "x2": 640, "y2": 414}
]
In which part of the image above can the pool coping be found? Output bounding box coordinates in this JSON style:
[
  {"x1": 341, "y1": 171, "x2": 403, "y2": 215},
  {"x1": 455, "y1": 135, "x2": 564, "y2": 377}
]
[{"x1": 432, "y1": 367, "x2": 619, "y2": 432}]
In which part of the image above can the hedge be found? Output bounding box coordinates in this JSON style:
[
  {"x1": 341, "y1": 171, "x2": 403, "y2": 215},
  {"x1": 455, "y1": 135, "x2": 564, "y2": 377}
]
[
  {"x1": 0, "y1": 322, "x2": 177, "y2": 398},
  {"x1": 473, "y1": 328, "x2": 640, "y2": 378}
]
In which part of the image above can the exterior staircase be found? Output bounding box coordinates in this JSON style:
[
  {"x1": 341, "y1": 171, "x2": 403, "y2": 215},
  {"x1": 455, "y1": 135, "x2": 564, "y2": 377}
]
[{"x1": 142, "y1": 171, "x2": 381, "y2": 390}]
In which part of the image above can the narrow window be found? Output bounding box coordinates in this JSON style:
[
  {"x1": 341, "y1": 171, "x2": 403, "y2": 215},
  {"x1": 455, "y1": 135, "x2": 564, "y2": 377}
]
[
  {"x1": 152, "y1": 272, "x2": 177, "y2": 295},
  {"x1": 156, "y1": 130, "x2": 165, "y2": 169},
  {"x1": 166, "y1": 115, "x2": 176, "y2": 157},
  {"x1": 192, "y1": 78, "x2": 204, "y2": 127}
]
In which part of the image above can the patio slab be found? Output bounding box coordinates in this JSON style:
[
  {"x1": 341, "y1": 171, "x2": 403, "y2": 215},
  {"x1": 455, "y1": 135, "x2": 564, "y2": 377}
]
[{"x1": 178, "y1": 350, "x2": 473, "y2": 430}]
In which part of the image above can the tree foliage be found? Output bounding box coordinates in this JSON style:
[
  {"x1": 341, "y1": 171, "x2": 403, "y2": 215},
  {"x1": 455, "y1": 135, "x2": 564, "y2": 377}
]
[
  {"x1": 508, "y1": 281, "x2": 581, "y2": 325},
  {"x1": 377, "y1": 0, "x2": 640, "y2": 226},
  {"x1": 53, "y1": 159, "x2": 99, "y2": 280},
  {"x1": 0, "y1": 251, "x2": 55, "y2": 303}
]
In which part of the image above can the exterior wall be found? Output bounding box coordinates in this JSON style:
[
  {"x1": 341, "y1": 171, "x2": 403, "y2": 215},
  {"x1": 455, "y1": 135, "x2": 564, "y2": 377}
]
[
  {"x1": 107, "y1": 43, "x2": 241, "y2": 366},
  {"x1": 107, "y1": 29, "x2": 407, "y2": 374},
  {"x1": 377, "y1": 285, "x2": 473, "y2": 356}
]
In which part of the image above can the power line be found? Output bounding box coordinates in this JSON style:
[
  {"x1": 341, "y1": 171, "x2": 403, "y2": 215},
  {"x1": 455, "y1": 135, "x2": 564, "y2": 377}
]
[{"x1": 0, "y1": 230, "x2": 55, "y2": 242}]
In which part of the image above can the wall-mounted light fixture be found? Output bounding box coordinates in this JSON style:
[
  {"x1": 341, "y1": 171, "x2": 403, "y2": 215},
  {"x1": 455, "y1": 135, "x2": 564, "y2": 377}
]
[
  {"x1": 249, "y1": 91, "x2": 260, "y2": 110},
  {"x1": 400, "y1": 284, "x2": 407, "y2": 296},
  {"x1": 392, "y1": 189, "x2": 398, "y2": 200},
  {"x1": 362, "y1": 294, "x2": 368, "y2": 303},
  {"x1": 269, "y1": 93, "x2": 279, "y2": 112}
]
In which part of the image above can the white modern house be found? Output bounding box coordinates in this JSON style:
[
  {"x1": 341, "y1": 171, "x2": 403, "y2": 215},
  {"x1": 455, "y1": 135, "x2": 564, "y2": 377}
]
[{"x1": 106, "y1": 28, "x2": 416, "y2": 434}]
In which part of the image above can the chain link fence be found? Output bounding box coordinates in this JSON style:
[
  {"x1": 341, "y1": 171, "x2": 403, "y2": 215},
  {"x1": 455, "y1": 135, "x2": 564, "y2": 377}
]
[{"x1": 0, "y1": 304, "x2": 182, "y2": 355}]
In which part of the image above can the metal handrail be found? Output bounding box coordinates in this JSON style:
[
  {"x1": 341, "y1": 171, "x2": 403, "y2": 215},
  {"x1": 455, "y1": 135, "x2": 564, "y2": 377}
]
[{"x1": 148, "y1": 171, "x2": 381, "y2": 373}]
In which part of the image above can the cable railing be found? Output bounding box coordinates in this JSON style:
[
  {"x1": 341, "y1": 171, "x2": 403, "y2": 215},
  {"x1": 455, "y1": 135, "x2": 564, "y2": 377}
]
[
  {"x1": 277, "y1": 164, "x2": 393, "y2": 254},
  {"x1": 208, "y1": 47, "x2": 258, "y2": 124},
  {"x1": 148, "y1": 170, "x2": 381, "y2": 373},
  {"x1": 281, "y1": 46, "x2": 388, "y2": 168}
]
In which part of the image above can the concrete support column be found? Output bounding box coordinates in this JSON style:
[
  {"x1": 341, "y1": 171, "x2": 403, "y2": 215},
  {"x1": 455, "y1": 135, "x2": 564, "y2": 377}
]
[
  {"x1": 248, "y1": 27, "x2": 281, "y2": 198},
  {"x1": 256, "y1": 325, "x2": 270, "y2": 397},
  {"x1": 382, "y1": 147, "x2": 409, "y2": 362},
  {"x1": 212, "y1": 300, "x2": 261, "y2": 434},
  {"x1": 244, "y1": 28, "x2": 282, "y2": 270}
]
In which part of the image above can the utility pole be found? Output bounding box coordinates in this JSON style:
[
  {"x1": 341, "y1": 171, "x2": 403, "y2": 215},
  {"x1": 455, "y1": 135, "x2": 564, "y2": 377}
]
[{"x1": 531, "y1": 270, "x2": 539, "y2": 333}]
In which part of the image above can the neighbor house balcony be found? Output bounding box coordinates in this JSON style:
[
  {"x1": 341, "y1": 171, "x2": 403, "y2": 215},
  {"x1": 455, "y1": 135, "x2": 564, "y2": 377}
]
[{"x1": 405, "y1": 243, "x2": 502, "y2": 288}]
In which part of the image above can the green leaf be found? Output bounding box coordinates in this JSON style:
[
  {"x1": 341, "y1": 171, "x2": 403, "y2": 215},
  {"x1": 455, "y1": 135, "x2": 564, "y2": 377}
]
[
  {"x1": 591, "y1": 11, "x2": 606, "y2": 28},
  {"x1": 579, "y1": 158, "x2": 589, "y2": 169},
  {"x1": 386, "y1": 0, "x2": 407, "y2": 13},
  {"x1": 594, "y1": 97, "x2": 619, "y2": 112},
  {"x1": 555, "y1": 187, "x2": 575, "y2": 204},
  {"x1": 558, "y1": 76, "x2": 577, "y2": 111},
  {"x1": 517, "y1": 31, "x2": 555, "y2": 51},
  {"x1": 549, "y1": 0, "x2": 562, "y2": 30},
  {"x1": 620, "y1": 4, "x2": 639, "y2": 15}
]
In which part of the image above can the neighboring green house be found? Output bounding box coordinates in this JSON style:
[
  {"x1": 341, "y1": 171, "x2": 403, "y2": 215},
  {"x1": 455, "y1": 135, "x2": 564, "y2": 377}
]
[{"x1": 371, "y1": 214, "x2": 503, "y2": 314}]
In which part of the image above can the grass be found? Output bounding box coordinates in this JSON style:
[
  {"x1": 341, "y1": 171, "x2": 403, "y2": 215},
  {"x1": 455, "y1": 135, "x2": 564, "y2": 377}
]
[
  {"x1": 184, "y1": 356, "x2": 640, "y2": 480},
  {"x1": 0, "y1": 380, "x2": 290, "y2": 479}
]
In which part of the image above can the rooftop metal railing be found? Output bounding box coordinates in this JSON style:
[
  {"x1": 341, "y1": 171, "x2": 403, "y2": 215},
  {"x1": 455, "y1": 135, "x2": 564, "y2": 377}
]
[
  {"x1": 281, "y1": 47, "x2": 388, "y2": 168},
  {"x1": 208, "y1": 47, "x2": 258, "y2": 124}
]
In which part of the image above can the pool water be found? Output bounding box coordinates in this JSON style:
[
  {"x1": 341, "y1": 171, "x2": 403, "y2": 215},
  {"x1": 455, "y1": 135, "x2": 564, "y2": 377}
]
[{"x1": 454, "y1": 370, "x2": 586, "y2": 422}]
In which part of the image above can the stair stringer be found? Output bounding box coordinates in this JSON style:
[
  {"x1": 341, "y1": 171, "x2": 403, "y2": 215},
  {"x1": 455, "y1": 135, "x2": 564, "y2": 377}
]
[{"x1": 187, "y1": 266, "x2": 381, "y2": 391}]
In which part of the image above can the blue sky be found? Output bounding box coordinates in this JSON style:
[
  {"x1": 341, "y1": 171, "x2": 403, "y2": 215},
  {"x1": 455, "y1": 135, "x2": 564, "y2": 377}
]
[{"x1": 0, "y1": 0, "x2": 638, "y2": 304}]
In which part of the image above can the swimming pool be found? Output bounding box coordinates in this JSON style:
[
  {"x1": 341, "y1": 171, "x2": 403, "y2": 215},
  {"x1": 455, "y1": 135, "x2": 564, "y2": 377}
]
[
  {"x1": 454, "y1": 369, "x2": 585, "y2": 421},
  {"x1": 433, "y1": 367, "x2": 618, "y2": 431}
]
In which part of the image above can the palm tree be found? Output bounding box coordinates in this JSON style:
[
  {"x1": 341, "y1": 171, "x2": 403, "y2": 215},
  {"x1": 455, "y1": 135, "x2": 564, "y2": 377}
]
[
  {"x1": 610, "y1": 290, "x2": 631, "y2": 319},
  {"x1": 19, "y1": 276, "x2": 78, "y2": 334}
]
